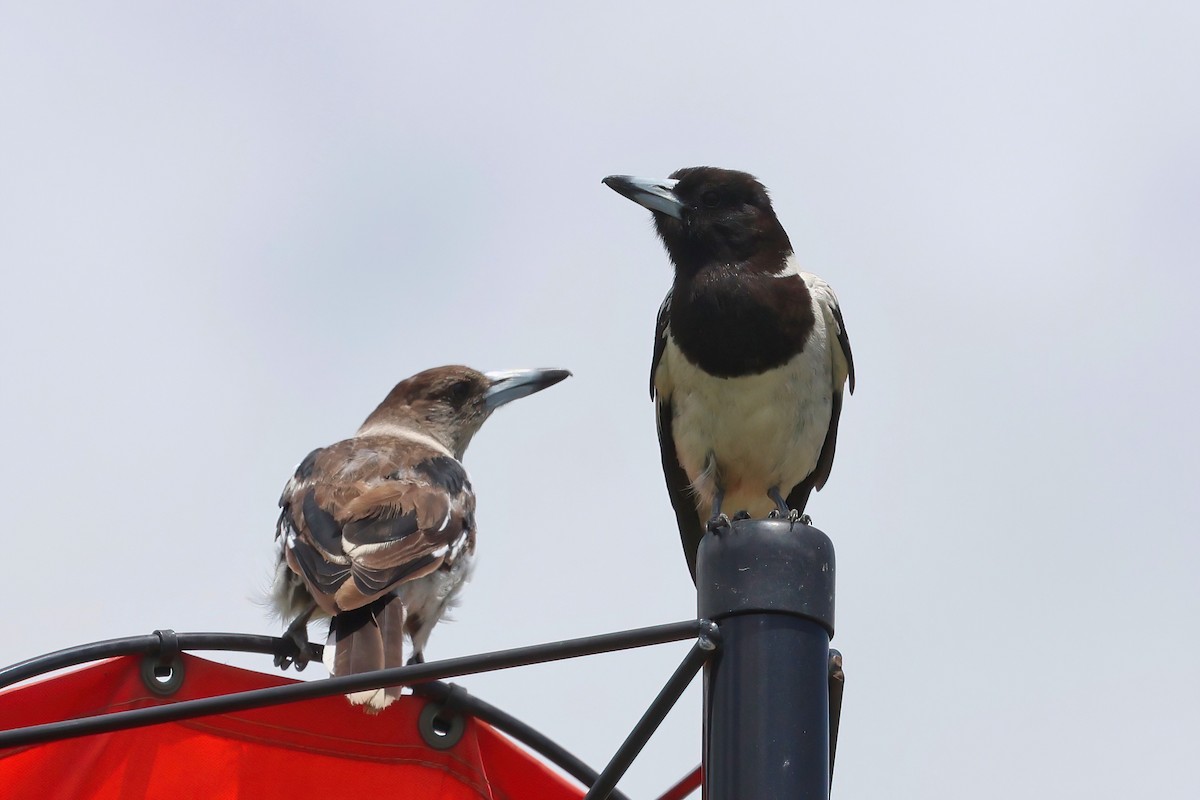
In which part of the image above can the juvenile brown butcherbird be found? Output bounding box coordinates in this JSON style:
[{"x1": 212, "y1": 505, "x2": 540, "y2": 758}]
[
  {"x1": 604, "y1": 167, "x2": 855, "y2": 581},
  {"x1": 271, "y1": 365, "x2": 570, "y2": 711}
]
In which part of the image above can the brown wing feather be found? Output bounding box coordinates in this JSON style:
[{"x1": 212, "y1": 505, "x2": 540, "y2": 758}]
[{"x1": 278, "y1": 436, "x2": 474, "y2": 614}]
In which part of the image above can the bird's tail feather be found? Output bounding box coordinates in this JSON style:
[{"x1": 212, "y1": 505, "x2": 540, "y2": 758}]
[{"x1": 327, "y1": 595, "x2": 406, "y2": 713}]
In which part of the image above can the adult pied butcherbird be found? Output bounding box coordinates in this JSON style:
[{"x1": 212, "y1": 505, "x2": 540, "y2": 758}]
[{"x1": 604, "y1": 167, "x2": 855, "y2": 581}]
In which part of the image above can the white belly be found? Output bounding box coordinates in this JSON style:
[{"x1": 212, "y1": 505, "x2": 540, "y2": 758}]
[{"x1": 659, "y1": 334, "x2": 833, "y2": 518}]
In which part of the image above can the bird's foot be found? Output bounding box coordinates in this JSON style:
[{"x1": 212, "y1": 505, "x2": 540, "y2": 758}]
[
  {"x1": 706, "y1": 513, "x2": 731, "y2": 533},
  {"x1": 406, "y1": 652, "x2": 425, "y2": 666},
  {"x1": 274, "y1": 628, "x2": 311, "y2": 672},
  {"x1": 765, "y1": 486, "x2": 811, "y2": 525},
  {"x1": 274, "y1": 607, "x2": 315, "y2": 671},
  {"x1": 706, "y1": 488, "x2": 729, "y2": 533}
]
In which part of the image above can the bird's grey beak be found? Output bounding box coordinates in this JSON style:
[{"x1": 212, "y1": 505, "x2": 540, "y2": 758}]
[
  {"x1": 483, "y1": 368, "x2": 571, "y2": 411},
  {"x1": 603, "y1": 175, "x2": 683, "y2": 220}
]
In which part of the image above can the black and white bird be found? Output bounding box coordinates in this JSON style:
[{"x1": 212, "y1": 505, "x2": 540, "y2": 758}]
[
  {"x1": 604, "y1": 167, "x2": 855, "y2": 580},
  {"x1": 271, "y1": 365, "x2": 570, "y2": 711}
]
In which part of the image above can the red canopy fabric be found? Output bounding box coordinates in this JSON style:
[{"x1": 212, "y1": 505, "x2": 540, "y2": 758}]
[{"x1": 0, "y1": 654, "x2": 583, "y2": 800}]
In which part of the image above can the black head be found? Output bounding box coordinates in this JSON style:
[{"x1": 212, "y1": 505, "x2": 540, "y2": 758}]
[{"x1": 603, "y1": 167, "x2": 793, "y2": 275}]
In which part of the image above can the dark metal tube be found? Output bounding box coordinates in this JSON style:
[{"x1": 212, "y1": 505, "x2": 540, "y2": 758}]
[{"x1": 698, "y1": 518, "x2": 835, "y2": 800}]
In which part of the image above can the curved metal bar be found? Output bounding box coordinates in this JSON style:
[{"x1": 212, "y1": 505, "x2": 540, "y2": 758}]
[
  {"x1": 0, "y1": 620, "x2": 705, "y2": 751},
  {"x1": 0, "y1": 622, "x2": 708, "y2": 798},
  {"x1": 418, "y1": 681, "x2": 634, "y2": 800},
  {"x1": 0, "y1": 632, "x2": 320, "y2": 692}
]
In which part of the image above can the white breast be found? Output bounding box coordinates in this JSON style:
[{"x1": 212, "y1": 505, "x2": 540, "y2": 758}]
[{"x1": 657, "y1": 273, "x2": 836, "y2": 518}]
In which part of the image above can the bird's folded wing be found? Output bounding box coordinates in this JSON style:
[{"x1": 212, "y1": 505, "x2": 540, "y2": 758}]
[
  {"x1": 650, "y1": 289, "x2": 672, "y2": 399},
  {"x1": 790, "y1": 273, "x2": 855, "y2": 498},
  {"x1": 802, "y1": 273, "x2": 855, "y2": 393},
  {"x1": 277, "y1": 439, "x2": 474, "y2": 614},
  {"x1": 649, "y1": 289, "x2": 704, "y2": 579}
]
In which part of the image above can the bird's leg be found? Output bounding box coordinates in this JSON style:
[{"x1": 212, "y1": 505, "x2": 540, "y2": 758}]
[
  {"x1": 705, "y1": 488, "x2": 731, "y2": 532},
  {"x1": 767, "y1": 486, "x2": 790, "y2": 517},
  {"x1": 275, "y1": 603, "x2": 317, "y2": 671},
  {"x1": 767, "y1": 486, "x2": 809, "y2": 524}
]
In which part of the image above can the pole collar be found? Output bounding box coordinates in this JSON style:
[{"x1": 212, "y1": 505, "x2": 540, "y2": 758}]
[{"x1": 697, "y1": 518, "x2": 836, "y2": 636}]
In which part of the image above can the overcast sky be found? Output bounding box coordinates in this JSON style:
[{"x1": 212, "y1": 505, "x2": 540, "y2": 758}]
[{"x1": 2, "y1": 2, "x2": 1198, "y2": 797}]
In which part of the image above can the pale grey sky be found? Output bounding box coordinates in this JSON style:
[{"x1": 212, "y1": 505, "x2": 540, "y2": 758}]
[{"x1": 2, "y1": 2, "x2": 1198, "y2": 797}]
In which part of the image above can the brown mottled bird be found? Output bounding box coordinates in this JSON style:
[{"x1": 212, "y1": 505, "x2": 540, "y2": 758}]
[{"x1": 270, "y1": 365, "x2": 570, "y2": 711}]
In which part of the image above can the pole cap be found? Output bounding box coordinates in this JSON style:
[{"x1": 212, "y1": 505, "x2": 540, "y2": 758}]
[{"x1": 697, "y1": 518, "x2": 835, "y2": 636}]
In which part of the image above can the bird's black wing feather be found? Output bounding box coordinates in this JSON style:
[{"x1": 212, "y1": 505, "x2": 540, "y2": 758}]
[
  {"x1": 786, "y1": 388, "x2": 844, "y2": 514},
  {"x1": 657, "y1": 396, "x2": 704, "y2": 582},
  {"x1": 831, "y1": 302, "x2": 855, "y2": 394},
  {"x1": 650, "y1": 290, "x2": 672, "y2": 399},
  {"x1": 289, "y1": 537, "x2": 351, "y2": 597},
  {"x1": 341, "y1": 509, "x2": 420, "y2": 546},
  {"x1": 787, "y1": 294, "x2": 854, "y2": 510},
  {"x1": 652, "y1": 289, "x2": 704, "y2": 581}
]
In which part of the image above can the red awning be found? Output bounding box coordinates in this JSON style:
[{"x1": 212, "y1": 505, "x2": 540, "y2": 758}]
[{"x1": 0, "y1": 654, "x2": 583, "y2": 799}]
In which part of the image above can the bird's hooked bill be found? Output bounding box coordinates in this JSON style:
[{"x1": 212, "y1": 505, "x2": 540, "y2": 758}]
[
  {"x1": 483, "y1": 368, "x2": 571, "y2": 411},
  {"x1": 603, "y1": 175, "x2": 684, "y2": 219}
]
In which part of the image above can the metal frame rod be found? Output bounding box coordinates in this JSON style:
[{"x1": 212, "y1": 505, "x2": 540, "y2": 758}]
[
  {"x1": 4, "y1": 631, "x2": 628, "y2": 794},
  {"x1": 0, "y1": 632, "x2": 320, "y2": 692},
  {"x1": 583, "y1": 622, "x2": 719, "y2": 800},
  {"x1": 0, "y1": 619, "x2": 705, "y2": 750}
]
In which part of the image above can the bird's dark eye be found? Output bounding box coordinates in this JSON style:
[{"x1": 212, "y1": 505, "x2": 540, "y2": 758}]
[
  {"x1": 448, "y1": 380, "x2": 473, "y2": 403},
  {"x1": 701, "y1": 190, "x2": 721, "y2": 208}
]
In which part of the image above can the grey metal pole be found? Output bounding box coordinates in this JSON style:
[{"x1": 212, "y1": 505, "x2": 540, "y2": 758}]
[{"x1": 699, "y1": 518, "x2": 836, "y2": 800}]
